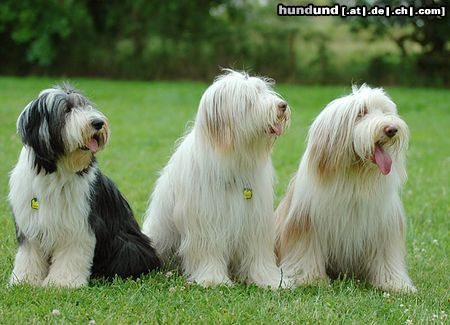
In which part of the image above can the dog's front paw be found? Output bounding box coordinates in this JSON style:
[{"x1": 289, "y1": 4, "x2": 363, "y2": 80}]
[
  {"x1": 9, "y1": 272, "x2": 45, "y2": 287},
  {"x1": 370, "y1": 269, "x2": 417, "y2": 293},
  {"x1": 248, "y1": 271, "x2": 286, "y2": 290},
  {"x1": 251, "y1": 278, "x2": 283, "y2": 290},
  {"x1": 195, "y1": 276, "x2": 234, "y2": 288},
  {"x1": 292, "y1": 272, "x2": 330, "y2": 287},
  {"x1": 278, "y1": 268, "x2": 330, "y2": 289},
  {"x1": 375, "y1": 279, "x2": 417, "y2": 293},
  {"x1": 43, "y1": 274, "x2": 88, "y2": 288},
  {"x1": 188, "y1": 262, "x2": 233, "y2": 288}
]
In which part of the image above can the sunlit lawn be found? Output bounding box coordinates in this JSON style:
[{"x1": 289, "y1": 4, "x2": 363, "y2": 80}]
[{"x1": 0, "y1": 77, "x2": 448, "y2": 323}]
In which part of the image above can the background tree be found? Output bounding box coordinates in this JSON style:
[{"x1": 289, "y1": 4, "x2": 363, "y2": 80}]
[
  {"x1": 351, "y1": 0, "x2": 449, "y2": 85},
  {"x1": 0, "y1": 0, "x2": 447, "y2": 86}
]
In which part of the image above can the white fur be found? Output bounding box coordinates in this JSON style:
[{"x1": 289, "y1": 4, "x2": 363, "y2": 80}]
[
  {"x1": 275, "y1": 85, "x2": 416, "y2": 292},
  {"x1": 9, "y1": 148, "x2": 96, "y2": 287},
  {"x1": 143, "y1": 70, "x2": 290, "y2": 288}
]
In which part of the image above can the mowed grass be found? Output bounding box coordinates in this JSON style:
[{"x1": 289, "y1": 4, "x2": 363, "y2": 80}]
[{"x1": 0, "y1": 77, "x2": 448, "y2": 323}]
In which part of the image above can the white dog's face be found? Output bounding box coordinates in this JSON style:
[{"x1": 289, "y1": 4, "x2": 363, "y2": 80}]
[
  {"x1": 197, "y1": 70, "x2": 290, "y2": 151},
  {"x1": 17, "y1": 84, "x2": 110, "y2": 173},
  {"x1": 308, "y1": 85, "x2": 408, "y2": 176},
  {"x1": 61, "y1": 96, "x2": 109, "y2": 155}
]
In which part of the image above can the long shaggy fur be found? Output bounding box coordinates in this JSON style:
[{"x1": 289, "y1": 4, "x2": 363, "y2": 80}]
[
  {"x1": 275, "y1": 85, "x2": 416, "y2": 292},
  {"x1": 142, "y1": 70, "x2": 290, "y2": 288},
  {"x1": 9, "y1": 84, "x2": 160, "y2": 288}
]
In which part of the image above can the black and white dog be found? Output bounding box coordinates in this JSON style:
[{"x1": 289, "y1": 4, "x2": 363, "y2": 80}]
[{"x1": 9, "y1": 84, "x2": 160, "y2": 288}]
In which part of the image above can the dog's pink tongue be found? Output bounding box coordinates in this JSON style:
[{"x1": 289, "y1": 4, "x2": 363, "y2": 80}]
[
  {"x1": 272, "y1": 125, "x2": 282, "y2": 136},
  {"x1": 86, "y1": 138, "x2": 99, "y2": 153},
  {"x1": 372, "y1": 145, "x2": 392, "y2": 175}
]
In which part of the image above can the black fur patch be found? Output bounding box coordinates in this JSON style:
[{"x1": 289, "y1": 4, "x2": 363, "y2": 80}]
[{"x1": 88, "y1": 170, "x2": 161, "y2": 279}]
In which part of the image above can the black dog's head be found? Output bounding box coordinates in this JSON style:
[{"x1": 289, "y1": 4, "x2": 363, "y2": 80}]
[{"x1": 17, "y1": 83, "x2": 110, "y2": 174}]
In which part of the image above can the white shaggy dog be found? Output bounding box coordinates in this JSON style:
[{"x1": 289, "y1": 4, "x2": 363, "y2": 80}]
[
  {"x1": 142, "y1": 70, "x2": 290, "y2": 287},
  {"x1": 275, "y1": 85, "x2": 416, "y2": 292},
  {"x1": 9, "y1": 84, "x2": 160, "y2": 288}
]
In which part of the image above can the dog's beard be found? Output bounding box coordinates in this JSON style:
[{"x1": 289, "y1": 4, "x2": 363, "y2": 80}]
[
  {"x1": 268, "y1": 114, "x2": 289, "y2": 136},
  {"x1": 240, "y1": 110, "x2": 289, "y2": 158},
  {"x1": 80, "y1": 129, "x2": 108, "y2": 154},
  {"x1": 59, "y1": 149, "x2": 94, "y2": 172},
  {"x1": 353, "y1": 117, "x2": 407, "y2": 176},
  {"x1": 352, "y1": 140, "x2": 402, "y2": 176},
  {"x1": 62, "y1": 124, "x2": 109, "y2": 172}
]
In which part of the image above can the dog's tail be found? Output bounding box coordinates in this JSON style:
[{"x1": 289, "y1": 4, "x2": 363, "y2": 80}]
[
  {"x1": 102, "y1": 231, "x2": 162, "y2": 279},
  {"x1": 89, "y1": 172, "x2": 161, "y2": 280}
]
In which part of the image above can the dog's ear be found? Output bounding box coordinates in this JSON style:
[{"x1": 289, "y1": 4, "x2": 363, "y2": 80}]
[
  {"x1": 307, "y1": 98, "x2": 356, "y2": 177},
  {"x1": 17, "y1": 96, "x2": 62, "y2": 173},
  {"x1": 18, "y1": 99, "x2": 41, "y2": 144},
  {"x1": 199, "y1": 91, "x2": 234, "y2": 151}
]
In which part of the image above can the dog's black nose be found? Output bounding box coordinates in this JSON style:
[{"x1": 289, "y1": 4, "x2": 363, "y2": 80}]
[
  {"x1": 384, "y1": 125, "x2": 398, "y2": 138},
  {"x1": 91, "y1": 119, "x2": 104, "y2": 130},
  {"x1": 278, "y1": 101, "x2": 287, "y2": 112}
]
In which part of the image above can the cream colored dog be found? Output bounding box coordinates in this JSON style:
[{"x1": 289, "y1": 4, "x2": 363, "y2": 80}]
[
  {"x1": 143, "y1": 70, "x2": 290, "y2": 288},
  {"x1": 276, "y1": 85, "x2": 416, "y2": 292}
]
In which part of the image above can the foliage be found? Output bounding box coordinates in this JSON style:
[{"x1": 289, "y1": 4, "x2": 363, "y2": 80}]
[
  {"x1": 0, "y1": 0, "x2": 92, "y2": 68},
  {"x1": 351, "y1": 0, "x2": 449, "y2": 85},
  {"x1": 0, "y1": 1, "x2": 448, "y2": 86}
]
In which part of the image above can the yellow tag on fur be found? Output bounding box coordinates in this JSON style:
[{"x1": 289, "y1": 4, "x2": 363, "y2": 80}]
[
  {"x1": 243, "y1": 188, "x2": 252, "y2": 199},
  {"x1": 31, "y1": 198, "x2": 39, "y2": 210}
]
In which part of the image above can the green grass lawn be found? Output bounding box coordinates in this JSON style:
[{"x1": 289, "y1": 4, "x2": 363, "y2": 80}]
[{"x1": 0, "y1": 77, "x2": 448, "y2": 323}]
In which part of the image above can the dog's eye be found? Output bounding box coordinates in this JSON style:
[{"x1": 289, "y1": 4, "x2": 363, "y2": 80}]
[
  {"x1": 357, "y1": 106, "x2": 368, "y2": 118},
  {"x1": 65, "y1": 105, "x2": 72, "y2": 113}
]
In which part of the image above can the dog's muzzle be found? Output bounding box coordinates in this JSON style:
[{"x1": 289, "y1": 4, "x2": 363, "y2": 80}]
[
  {"x1": 384, "y1": 125, "x2": 398, "y2": 138},
  {"x1": 270, "y1": 101, "x2": 289, "y2": 136},
  {"x1": 278, "y1": 101, "x2": 288, "y2": 114},
  {"x1": 91, "y1": 119, "x2": 104, "y2": 131},
  {"x1": 81, "y1": 119, "x2": 109, "y2": 153},
  {"x1": 369, "y1": 124, "x2": 400, "y2": 175}
]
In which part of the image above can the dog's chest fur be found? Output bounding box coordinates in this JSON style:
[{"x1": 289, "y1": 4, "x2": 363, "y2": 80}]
[
  {"x1": 175, "y1": 141, "x2": 273, "y2": 224},
  {"x1": 9, "y1": 148, "x2": 95, "y2": 254},
  {"x1": 158, "y1": 132, "x2": 277, "y2": 265},
  {"x1": 306, "y1": 172, "x2": 402, "y2": 275}
]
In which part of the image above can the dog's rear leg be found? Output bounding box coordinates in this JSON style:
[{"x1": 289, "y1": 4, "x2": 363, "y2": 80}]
[
  {"x1": 280, "y1": 233, "x2": 329, "y2": 287},
  {"x1": 142, "y1": 177, "x2": 179, "y2": 268},
  {"x1": 143, "y1": 210, "x2": 179, "y2": 269}
]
